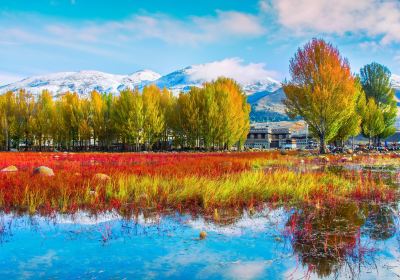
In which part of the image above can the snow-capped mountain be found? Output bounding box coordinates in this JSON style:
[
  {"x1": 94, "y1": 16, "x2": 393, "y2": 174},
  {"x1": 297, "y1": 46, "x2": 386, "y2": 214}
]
[
  {"x1": 391, "y1": 74, "x2": 400, "y2": 128},
  {"x1": 0, "y1": 70, "x2": 161, "y2": 96},
  {"x1": 154, "y1": 65, "x2": 281, "y2": 95},
  {"x1": 392, "y1": 74, "x2": 400, "y2": 89}
]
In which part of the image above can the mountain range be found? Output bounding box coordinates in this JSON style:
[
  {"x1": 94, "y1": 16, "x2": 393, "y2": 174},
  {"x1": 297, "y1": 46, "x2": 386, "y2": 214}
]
[{"x1": 1, "y1": 65, "x2": 399, "y2": 124}]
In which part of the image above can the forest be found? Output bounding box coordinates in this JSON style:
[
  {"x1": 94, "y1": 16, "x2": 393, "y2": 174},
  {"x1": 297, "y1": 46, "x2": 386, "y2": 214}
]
[{"x1": 0, "y1": 77, "x2": 250, "y2": 151}]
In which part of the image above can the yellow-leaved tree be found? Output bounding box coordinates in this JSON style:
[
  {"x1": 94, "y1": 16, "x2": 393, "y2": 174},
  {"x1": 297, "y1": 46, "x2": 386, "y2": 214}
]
[{"x1": 283, "y1": 39, "x2": 359, "y2": 153}]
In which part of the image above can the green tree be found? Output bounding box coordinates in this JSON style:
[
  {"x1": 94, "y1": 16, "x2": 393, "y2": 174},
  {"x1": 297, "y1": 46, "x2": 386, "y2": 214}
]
[
  {"x1": 0, "y1": 92, "x2": 17, "y2": 150},
  {"x1": 33, "y1": 90, "x2": 55, "y2": 150},
  {"x1": 14, "y1": 90, "x2": 35, "y2": 149},
  {"x1": 112, "y1": 88, "x2": 144, "y2": 150},
  {"x1": 58, "y1": 92, "x2": 82, "y2": 149},
  {"x1": 362, "y1": 98, "x2": 385, "y2": 146},
  {"x1": 360, "y1": 62, "x2": 397, "y2": 142},
  {"x1": 143, "y1": 85, "x2": 164, "y2": 150},
  {"x1": 332, "y1": 78, "x2": 366, "y2": 146}
]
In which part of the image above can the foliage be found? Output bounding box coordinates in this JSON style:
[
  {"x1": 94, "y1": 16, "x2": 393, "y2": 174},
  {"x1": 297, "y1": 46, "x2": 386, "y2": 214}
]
[
  {"x1": 0, "y1": 78, "x2": 250, "y2": 151},
  {"x1": 360, "y1": 62, "x2": 397, "y2": 140},
  {"x1": 283, "y1": 39, "x2": 359, "y2": 153},
  {"x1": 362, "y1": 98, "x2": 385, "y2": 144}
]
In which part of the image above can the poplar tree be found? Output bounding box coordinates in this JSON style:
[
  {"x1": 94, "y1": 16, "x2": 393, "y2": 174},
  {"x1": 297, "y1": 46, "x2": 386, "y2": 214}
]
[
  {"x1": 143, "y1": 85, "x2": 164, "y2": 149},
  {"x1": 33, "y1": 90, "x2": 55, "y2": 150},
  {"x1": 362, "y1": 98, "x2": 385, "y2": 146},
  {"x1": 360, "y1": 62, "x2": 397, "y2": 142},
  {"x1": 0, "y1": 91, "x2": 17, "y2": 150}
]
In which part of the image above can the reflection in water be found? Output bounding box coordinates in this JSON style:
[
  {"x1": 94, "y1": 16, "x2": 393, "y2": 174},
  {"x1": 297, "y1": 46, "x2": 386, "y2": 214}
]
[
  {"x1": 0, "y1": 201, "x2": 398, "y2": 279},
  {"x1": 287, "y1": 202, "x2": 399, "y2": 278},
  {"x1": 364, "y1": 204, "x2": 397, "y2": 241}
]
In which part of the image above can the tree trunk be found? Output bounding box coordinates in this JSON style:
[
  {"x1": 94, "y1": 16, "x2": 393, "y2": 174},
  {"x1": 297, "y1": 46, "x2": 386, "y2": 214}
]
[{"x1": 319, "y1": 134, "x2": 327, "y2": 154}]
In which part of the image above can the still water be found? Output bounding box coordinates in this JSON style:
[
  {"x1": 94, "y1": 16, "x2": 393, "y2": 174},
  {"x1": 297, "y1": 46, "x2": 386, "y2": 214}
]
[{"x1": 0, "y1": 203, "x2": 399, "y2": 279}]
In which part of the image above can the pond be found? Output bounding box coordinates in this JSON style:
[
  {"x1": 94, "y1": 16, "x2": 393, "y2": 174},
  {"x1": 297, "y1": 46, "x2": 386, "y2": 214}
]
[{"x1": 0, "y1": 164, "x2": 399, "y2": 279}]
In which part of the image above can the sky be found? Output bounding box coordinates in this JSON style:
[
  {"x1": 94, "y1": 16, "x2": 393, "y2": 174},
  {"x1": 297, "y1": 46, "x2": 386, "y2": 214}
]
[{"x1": 1, "y1": 0, "x2": 400, "y2": 85}]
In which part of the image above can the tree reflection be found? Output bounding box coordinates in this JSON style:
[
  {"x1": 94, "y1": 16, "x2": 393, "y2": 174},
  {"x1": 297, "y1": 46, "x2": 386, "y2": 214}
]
[
  {"x1": 286, "y1": 202, "x2": 397, "y2": 278},
  {"x1": 363, "y1": 204, "x2": 397, "y2": 241}
]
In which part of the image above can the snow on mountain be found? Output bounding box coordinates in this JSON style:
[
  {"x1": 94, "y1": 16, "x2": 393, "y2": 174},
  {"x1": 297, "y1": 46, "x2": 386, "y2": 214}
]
[
  {"x1": 391, "y1": 74, "x2": 400, "y2": 128},
  {"x1": 155, "y1": 60, "x2": 281, "y2": 95},
  {"x1": 392, "y1": 74, "x2": 400, "y2": 89},
  {"x1": 0, "y1": 70, "x2": 161, "y2": 96}
]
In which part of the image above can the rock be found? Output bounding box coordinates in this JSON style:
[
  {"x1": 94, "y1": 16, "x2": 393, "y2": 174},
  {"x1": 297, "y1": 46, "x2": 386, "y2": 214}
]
[
  {"x1": 199, "y1": 231, "x2": 207, "y2": 240},
  {"x1": 33, "y1": 166, "x2": 55, "y2": 176},
  {"x1": 280, "y1": 149, "x2": 288, "y2": 156},
  {"x1": 1, "y1": 165, "x2": 18, "y2": 172},
  {"x1": 93, "y1": 173, "x2": 111, "y2": 181},
  {"x1": 319, "y1": 156, "x2": 330, "y2": 163}
]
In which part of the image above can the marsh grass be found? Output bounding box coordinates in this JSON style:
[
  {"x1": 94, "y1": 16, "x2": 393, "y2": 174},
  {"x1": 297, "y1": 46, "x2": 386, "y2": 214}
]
[
  {"x1": 102, "y1": 170, "x2": 392, "y2": 211},
  {"x1": 0, "y1": 151, "x2": 397, "y2": 214}
]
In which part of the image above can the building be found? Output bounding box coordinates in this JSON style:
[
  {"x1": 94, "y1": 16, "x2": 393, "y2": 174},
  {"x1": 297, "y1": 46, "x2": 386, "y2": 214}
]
[
  {"x1": 245, "y1": 125, "x2": 270, "y2": 149},
  {"x1": 245, "y1": 121, "x2": 312, "y2": 150}
]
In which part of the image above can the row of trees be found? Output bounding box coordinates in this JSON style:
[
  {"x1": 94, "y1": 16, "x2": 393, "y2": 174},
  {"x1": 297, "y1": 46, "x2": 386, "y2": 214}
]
[
  {"x1": 0, "y1": 78, "x2": 250, "y2": 151},
  {"x1": 283, "y1": 38, "x2": 397, "y2": 153}
]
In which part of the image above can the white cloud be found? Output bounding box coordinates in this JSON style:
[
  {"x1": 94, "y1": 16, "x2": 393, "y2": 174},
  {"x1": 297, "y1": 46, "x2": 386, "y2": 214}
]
[
  {"x1": 2, "y1": 10, "x2": 265, "y2": 49},
  {"x1": 270, "y1": 0, "x2": 400, "y2": 44},
  {"x1": 187, "y1": 58, "x2": 279, "y2": 85}
]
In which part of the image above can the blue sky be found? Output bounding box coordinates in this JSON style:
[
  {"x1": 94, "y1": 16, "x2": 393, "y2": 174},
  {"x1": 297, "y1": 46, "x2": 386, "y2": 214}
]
[{"x1": 1, "y1": 0, "x2": 400, "y2": 84}]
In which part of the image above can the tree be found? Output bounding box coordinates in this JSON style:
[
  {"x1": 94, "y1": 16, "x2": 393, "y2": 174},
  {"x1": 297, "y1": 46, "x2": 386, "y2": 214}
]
[
  {"x1": 360, "y1": 62, "x2": 397, "y2": 142},
  {"x1": 143, "y1": 85, "x2": 164, "y2": 150},
  {"x1": 79, "y1": 98, "x2": 91, "y2": 149},
  {"x1": 14, "y1": 89, "x2": 35, "y2": 149},
  {"x1": 283, "y1": 39, "x2": 358, "y2": 153},
  {"x1": 58, "y1": 92, "x2": 82, "y2": 149},
  {"x1": 89, "y1": 91, "x2": 106, "y2": 148},
  {"x1": 362, "y1": 98, "x2": 385, "y2": 146},
  {"x1": 0, "y1": 91, "x2": 17, "y2": 150},
  {"x1": 33, "y1": 90, "x2": 55, "y2": 150},
  {"x1": 112, "y1": 88, "x2": 144, "y2": 150},
  {"x1": 332, "y1": 78, "x2": 366, "y2": 146}
]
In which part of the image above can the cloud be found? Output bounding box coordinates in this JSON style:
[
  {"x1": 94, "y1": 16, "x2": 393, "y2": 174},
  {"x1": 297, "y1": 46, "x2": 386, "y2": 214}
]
[
  {"x1": 226, "y1": 261, "x2": 268, "y2": 280},
  {"x1": 269, "y1": 0, "x2": 400, "y2": 44},
  {"x1": 1, "y1": 10, "x2": 265, "y2": 50},
  {"x1": 187, "y1": 58, "x2": 279, "y2": 85}
]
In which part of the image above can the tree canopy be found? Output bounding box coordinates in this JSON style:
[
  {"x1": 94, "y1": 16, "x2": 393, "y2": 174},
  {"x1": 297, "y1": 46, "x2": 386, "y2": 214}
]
[{"x1": 283, "y1": 38, "x2": 359, "y2": 153}]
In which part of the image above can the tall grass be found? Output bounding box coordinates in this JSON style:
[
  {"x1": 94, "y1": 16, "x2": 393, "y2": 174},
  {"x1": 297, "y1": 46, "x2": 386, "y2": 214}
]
[{"x1": 0, "y1": 151, "x2": 396, "y2": 214}]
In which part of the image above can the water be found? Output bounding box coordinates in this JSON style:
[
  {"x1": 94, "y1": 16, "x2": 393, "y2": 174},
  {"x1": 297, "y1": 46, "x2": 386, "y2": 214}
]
[
  {"x1": 0, "y1": 203, "x2": 399, "y2": 279},
  {"x1": 1, "y1": 164, "x2": 400, "y2": 279}
]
